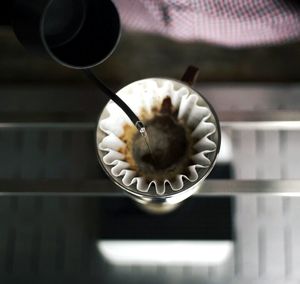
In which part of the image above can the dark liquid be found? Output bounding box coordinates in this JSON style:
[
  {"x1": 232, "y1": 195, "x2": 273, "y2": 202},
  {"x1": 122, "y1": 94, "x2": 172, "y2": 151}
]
[
  {"x1": 139, "y1": 128, "x2": 156, "y2": 163},
  {"x1": 132, "y1": 114, "x2": 190, "y2": 180},
  {"x1": 132, "y1": 96, "x2": 192, "y2": 181}
]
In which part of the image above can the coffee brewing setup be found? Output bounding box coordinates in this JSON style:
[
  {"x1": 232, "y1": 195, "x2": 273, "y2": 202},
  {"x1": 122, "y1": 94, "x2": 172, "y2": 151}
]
[{"x1": 0, "y1": 0, "x2": 222, "y2": 213}]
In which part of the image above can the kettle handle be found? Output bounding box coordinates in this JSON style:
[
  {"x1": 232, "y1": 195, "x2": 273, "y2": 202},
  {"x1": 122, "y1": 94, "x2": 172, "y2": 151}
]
[{"x1": 181, "y1": 65, "x2": 200, "y2": 86}]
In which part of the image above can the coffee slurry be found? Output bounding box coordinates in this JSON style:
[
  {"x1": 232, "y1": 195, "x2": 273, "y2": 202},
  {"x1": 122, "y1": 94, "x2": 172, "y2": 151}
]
[{"x1": 118, "y1": 97, "x2": 194, "y2": 182}]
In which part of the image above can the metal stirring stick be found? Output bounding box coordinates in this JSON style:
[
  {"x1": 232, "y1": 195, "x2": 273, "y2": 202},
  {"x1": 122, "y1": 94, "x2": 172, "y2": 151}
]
[{"x1": 83, "y1": 69, "x2": 146, "y2": 134}]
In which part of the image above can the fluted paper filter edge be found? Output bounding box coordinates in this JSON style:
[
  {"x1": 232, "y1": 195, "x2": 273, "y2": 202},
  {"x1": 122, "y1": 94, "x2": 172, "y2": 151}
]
[{"x1": 98, "y1": 78, "x2": 217, "y2": 195}]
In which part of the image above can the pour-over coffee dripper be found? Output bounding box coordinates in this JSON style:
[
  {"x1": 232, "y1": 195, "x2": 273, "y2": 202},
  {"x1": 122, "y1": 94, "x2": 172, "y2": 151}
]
[{"x1": 96, "y1": 67, "x2": 221, "y2": 214}]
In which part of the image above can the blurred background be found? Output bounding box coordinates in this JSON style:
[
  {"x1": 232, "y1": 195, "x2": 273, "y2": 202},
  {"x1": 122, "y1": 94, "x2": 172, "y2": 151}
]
[{"x1": 1, "y1": 1, "x2": 300, "y2": 283}]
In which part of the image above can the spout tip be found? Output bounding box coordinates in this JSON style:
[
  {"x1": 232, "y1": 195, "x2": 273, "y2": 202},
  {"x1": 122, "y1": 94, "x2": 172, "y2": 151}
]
[{"x1": 135, "y1": 121, "x2": 146, "y2": 136}]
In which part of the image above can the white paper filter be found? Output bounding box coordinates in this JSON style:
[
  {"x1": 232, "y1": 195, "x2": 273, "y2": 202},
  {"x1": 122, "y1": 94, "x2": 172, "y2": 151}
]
[{"x1": 98, "y1": 78, "x2": 217, "y2": 195}]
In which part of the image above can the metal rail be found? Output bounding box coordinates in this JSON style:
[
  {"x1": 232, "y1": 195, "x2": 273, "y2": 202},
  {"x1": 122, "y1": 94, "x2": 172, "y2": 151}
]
[
  {"x1": 220, "y1": 111, "x2": 300, "y2": 130},
  {"x1": 1, "y1": 111, "x2": 300, "y2": 130},
  {"x1": 0, "y1": 180, "x2": 299, "y2": 196}
]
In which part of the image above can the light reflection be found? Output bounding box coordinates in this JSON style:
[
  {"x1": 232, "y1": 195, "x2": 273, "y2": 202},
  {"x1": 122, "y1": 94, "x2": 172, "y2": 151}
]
[{"x1": 97, "y1": 240, "x2": 233, "y2": 266}]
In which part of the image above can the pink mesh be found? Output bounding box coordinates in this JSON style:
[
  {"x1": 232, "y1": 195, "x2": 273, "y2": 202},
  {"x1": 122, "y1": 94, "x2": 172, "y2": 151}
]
[{"x1": 113, "y1": 0, "x2": 300, "y2": 47}]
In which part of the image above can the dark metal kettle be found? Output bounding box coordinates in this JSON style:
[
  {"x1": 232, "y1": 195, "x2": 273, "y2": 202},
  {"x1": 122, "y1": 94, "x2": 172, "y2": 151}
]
[{"x1": 0, "y1": 0, "x2": 120, "y2": 69}]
